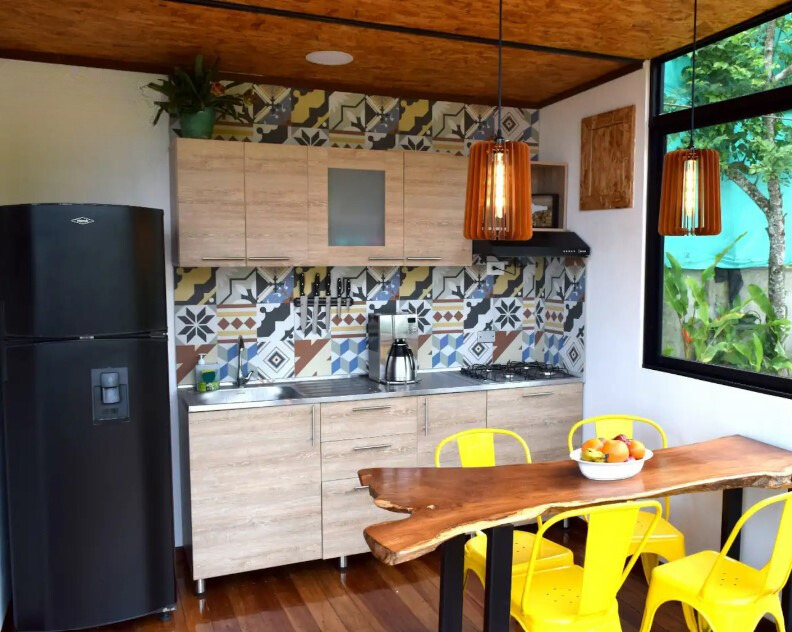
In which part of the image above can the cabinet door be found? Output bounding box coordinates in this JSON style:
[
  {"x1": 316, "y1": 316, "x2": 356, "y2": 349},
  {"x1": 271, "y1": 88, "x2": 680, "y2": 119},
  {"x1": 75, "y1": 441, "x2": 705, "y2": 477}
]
[
  {"x1": 245, "y1": 143, "x2": 309, "y2": 265},
  {"x1": 404, "y1": 153, "x2": 472, "y2": 266},
  {"x1": 172, "y1": 138, "x2": 246, "y2": 267},
  {"x1": 308, "y1": 147, "x2": 404, "y2": 265},
  {"x1": 486, "y1": 384, "x2": 583, "y2": 464},
  {"x1": 188, "y1": 404, "x2": 321, "y2": 579},
  {"x1": 417, "y1": 392, "x2": 487, "y2": 467},
  {"x1": 322, "y1": 478, "x2": 405, "y2": 559}
]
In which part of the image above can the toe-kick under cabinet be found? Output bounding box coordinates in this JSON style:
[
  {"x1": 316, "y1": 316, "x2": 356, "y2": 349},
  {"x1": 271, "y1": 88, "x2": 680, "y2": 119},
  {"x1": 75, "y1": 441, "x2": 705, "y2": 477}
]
[
  {"x1": 170, "y1": 138, "x2": 473, "y2": 267},
  {"x1": 181, "y1": 384, "x2": 581, "y2": 584}
]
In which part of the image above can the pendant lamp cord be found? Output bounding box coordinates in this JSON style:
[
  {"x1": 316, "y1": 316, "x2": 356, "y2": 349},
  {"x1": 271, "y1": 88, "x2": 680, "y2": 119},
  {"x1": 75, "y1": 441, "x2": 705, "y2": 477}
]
[
  {"x1": 689, "y1": 0, "x2": 698, "y2": 149},
  {"x1": 497, "y1": 0, "x2": 503, "y2": 139}
]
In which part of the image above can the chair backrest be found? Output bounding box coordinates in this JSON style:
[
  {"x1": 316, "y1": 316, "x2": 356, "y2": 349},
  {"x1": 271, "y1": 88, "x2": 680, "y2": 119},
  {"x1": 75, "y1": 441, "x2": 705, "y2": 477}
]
[
  {"x1": 521, "y1": 500, "x2": 662, "y2": 617},
  {"x1": 434, "y1": 428, "x2": 532, "y2": 468},
  {"x1": 567, "y1": 415, "x2": 670, "y2": 518},
  {"x1": 704, "y1": 491, "x2": 792, "y2": 598}
]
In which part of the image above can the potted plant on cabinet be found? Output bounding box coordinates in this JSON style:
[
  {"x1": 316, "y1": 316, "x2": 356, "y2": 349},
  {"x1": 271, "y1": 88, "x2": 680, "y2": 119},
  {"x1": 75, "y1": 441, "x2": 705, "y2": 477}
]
[{"x1": 146, "y1": 55, "x2": 244, "y2": 138}]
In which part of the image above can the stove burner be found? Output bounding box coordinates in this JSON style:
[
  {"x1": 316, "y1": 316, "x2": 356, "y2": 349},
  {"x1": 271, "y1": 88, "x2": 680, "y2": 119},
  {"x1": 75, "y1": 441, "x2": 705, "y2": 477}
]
[{"x1": 461, "y1": 361, "x2": 572, "y2": 382}]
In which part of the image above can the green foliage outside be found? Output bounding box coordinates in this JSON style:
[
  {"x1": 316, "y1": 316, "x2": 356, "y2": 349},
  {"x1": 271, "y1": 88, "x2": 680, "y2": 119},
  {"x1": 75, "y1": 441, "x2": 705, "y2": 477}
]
[
  {"x1": 664, "y1": 235, "x2": 792, "y2": 375},
  {"x1": 666, "y1": 14, "x2": 792, "y2": 323}
]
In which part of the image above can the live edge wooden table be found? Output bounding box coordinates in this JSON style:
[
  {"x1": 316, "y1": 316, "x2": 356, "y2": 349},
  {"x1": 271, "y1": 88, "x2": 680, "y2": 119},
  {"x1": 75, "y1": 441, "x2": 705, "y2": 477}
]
[{"x1": 359, "y1": 435, "x2": 792, "y2": 632}]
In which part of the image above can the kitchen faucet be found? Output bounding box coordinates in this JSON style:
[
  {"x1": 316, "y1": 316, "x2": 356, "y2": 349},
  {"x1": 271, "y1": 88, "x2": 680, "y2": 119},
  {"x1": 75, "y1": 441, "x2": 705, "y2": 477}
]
[{"x1": 236, "y1": 335, "x2": 254, "y2": 388}]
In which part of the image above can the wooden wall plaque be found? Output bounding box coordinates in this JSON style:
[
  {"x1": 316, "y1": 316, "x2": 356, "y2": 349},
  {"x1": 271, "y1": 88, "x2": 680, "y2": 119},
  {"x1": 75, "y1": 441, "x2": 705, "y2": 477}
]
[{"x1": 580, "y1": 105, "x2": 635, "y2": 211}]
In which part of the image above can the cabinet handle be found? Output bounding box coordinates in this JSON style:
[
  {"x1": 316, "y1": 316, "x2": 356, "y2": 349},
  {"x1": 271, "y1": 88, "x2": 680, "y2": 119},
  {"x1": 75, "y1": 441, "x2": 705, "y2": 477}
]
[
  {"x1": 351, "y1": 405, "x2": 391, "y2": 412},
  {"x1": 248, "y1": 256, "x2": 291, "y2": 261},
  {"x1": 353, "y1": 443, "x2": 392, "y2": 451},
  {"x1": 522, "y1": 391, "x2": 553, "y2": 398},
  {"x1": 368, "y1": 256, "x2": 403, "y2": 261},
  {"x1": 311, "y1": 405, "x2": 316, "y2": 445},
  {"x1": 201, "y1": 256, "x2": 245, "y2": 261},
  {"x1": 407, "y1": 257, "x2": 443, "y2": 261},
  {"x1": 423, "y1": 400, "x2": 429, "y2": 436},
  {"x1": 354, "y1": 485, "x2": 370, "y2": 491}
]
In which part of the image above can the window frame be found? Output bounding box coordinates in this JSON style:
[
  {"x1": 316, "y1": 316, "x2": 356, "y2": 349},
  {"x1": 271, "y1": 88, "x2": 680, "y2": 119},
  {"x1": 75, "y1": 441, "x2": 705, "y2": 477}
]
[{"x1": 643, "y1": 4, "x2": 792, "y2": 400}]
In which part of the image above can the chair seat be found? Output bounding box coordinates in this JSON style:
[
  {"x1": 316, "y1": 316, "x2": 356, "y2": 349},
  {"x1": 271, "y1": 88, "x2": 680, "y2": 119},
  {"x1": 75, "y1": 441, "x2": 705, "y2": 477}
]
[
  {"x1": 510, "y1": 565, "x2": 619, "y2": 627},
  {"x1": 466, "y1": 530, "x2": 574, "y2": 573},
  {"x1": 632, "y1": 510, "x2": 684, "y2": 542},
  {"x1": 652, "y1": 550, "x2": 766, "y2": 606}
]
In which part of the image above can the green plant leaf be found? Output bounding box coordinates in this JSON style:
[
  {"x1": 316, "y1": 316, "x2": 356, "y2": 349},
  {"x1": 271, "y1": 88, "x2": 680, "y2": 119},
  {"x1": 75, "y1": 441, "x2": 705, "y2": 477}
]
[{"x1": 747, "y1": 284, "x2": 777, "y2": 319}]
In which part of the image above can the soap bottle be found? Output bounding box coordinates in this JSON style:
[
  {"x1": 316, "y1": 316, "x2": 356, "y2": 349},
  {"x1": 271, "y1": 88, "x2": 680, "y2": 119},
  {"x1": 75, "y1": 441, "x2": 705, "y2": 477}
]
[{"x1": 194, "y1": 354, "x2": 220, "y2": 392}]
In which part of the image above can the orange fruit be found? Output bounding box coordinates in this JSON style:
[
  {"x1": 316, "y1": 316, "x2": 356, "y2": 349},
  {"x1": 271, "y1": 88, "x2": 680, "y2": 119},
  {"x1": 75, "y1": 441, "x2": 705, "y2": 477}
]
[
  {"x1": 602, "y1": 439, "x2": 630, "y2": 463},
  {"x1": 581, "y1": 437, "x2": 605, "y2": 452},
  {"x1": 629, "y1": 440, "x2": 646, "y2": 460}
]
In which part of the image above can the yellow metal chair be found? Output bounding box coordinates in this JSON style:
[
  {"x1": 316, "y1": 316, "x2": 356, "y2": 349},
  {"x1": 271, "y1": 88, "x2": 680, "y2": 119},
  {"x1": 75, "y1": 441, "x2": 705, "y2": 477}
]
[
  {"x1": 567, "y1": 415, "x2": 686, "y2": 583},
  {"x1": 434, "y1": 429, "x2": 574, "y2": 591},
  {"x1": 640, "y1": 491, "x2": 792, "y2": 632},
  {"x1": 511, "y1": 500, "x2": 662, "y2": 632}
]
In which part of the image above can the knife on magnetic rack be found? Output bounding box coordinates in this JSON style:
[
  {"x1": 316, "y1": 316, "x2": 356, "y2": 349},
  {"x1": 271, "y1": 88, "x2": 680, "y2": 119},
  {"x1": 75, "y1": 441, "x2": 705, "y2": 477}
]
[
  {"x1": 298, "y1": 273, "x2": 307, "y2": 332},
  {"x1": 312, "y1": 274, "x2": 321, "y2": 336}
]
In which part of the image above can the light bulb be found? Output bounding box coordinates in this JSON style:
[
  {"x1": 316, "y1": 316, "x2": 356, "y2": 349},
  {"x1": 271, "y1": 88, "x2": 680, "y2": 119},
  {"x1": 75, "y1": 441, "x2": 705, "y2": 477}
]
[
  {"x1": 493, "y1": 151, "x2": 506, "y2": 220},
  {"x1": 682, "y1": 157, "x2": 698, "y2": 234}
]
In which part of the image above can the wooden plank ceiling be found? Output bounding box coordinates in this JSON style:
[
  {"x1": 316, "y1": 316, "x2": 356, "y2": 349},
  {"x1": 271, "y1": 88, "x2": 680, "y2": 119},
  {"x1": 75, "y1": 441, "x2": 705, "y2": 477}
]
[{"x1": 1, "y1": 0, "x2": 788, "y2": 107}]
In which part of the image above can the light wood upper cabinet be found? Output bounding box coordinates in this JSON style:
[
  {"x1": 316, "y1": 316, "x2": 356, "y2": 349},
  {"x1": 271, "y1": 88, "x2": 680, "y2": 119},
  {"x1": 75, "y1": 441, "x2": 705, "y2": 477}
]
[
  {"x1": 487, "y1": 383, "x2": 583, "y2": 464},
  {"x1": 404, "y1": 152, "x2": 472, "y2": 266},
  {"x1": 308, "y1": 148, "x2": 404, "y2": 266},
  {"x1": 187, "y1": 404, "x2": 321, "y2": 580},
  {"x1": 244, "y1": 143, "x2": 309, "y2": 265},
  {"x1": 172, "y1": 138, "x2": 246, "y2": 267}
]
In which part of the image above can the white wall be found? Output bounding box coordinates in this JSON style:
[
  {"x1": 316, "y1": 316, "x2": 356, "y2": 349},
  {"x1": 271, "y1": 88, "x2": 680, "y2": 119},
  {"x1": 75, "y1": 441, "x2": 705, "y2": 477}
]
[
  {"x1": 540, "y1": 63, "x2": 791, "y2": 566},
  {"x1": 0, "y1": 59, "x2": 180, "y2": 616}
]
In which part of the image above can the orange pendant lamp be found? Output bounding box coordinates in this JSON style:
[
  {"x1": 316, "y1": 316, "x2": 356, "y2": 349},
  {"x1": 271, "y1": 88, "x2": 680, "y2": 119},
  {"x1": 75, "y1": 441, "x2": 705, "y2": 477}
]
[
  {"x1": 658, "y1": 0, "x2": 722, "y2": 236},
  {"x1": 464, "y1": 0, "x2": 532, "y2": 241}
]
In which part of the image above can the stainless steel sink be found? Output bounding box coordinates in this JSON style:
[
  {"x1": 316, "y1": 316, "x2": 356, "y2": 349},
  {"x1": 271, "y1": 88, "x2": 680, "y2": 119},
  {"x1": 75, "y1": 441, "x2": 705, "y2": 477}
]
[{"x1": 195, "y1": 385, "x2": 301, "y2": 405}]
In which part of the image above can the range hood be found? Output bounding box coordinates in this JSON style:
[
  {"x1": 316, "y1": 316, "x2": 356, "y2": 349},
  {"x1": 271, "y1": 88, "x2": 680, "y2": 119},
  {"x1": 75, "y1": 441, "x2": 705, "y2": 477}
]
[{"x1": 472, "y1": 231, "x2": 590, "y2": 259}]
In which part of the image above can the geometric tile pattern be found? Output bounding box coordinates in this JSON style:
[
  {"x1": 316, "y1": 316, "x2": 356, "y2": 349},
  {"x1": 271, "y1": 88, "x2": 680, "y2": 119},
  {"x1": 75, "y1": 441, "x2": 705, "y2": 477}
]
[
  {"x1": 214, "y1": 82, "x2": 538, "y2": 158},
  {"x1": 173, "y1": 257, "x2": 586, "y2": 385}
]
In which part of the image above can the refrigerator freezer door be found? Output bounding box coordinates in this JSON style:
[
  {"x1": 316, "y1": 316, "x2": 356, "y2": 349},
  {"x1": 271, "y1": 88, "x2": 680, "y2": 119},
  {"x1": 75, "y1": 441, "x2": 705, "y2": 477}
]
[
  {"x1": 0, "y1": 204, "x2": 166, "y2": 338},
  {"x1": 2, "y1": 338, "x2": 175, "y2": 631}
]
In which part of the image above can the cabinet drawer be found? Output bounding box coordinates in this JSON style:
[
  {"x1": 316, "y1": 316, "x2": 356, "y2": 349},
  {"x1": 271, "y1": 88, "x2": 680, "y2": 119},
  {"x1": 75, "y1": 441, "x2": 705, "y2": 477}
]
[
  {"x1": 321, "y1": 433, "x2": 417, "y2": 481},
  {"x1": 487, "y1": 384, "x2": 583, "y2": 464},
  {"x1": 320, "y1": 397, "x2": 419, "y2": 442},
  {"x1": 321, "y1": 478, "x2": 403, "y2": 559}
]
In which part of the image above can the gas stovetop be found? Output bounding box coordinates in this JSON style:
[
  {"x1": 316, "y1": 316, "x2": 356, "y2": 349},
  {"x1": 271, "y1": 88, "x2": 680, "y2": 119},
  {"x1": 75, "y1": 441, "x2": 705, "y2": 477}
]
[{"x1": 461, "y1": 361, "x2": 573, "y2": 382}]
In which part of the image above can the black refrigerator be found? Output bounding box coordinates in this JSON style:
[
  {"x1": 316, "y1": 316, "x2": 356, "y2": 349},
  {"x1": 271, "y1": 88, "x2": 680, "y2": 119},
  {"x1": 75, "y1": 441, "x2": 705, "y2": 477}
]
[{"x1": 0, "y1": 204, "x2": 176, "y2": 631}]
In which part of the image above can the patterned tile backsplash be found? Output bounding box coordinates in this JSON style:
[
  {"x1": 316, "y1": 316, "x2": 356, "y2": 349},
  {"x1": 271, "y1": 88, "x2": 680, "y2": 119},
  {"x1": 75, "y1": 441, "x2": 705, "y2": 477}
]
[
  {"x1": 174, "y1": 259, "x2": 586, "y2": 386},
  {"x1": 210, "y1": 82, "x2": 539, "y2": 155}
]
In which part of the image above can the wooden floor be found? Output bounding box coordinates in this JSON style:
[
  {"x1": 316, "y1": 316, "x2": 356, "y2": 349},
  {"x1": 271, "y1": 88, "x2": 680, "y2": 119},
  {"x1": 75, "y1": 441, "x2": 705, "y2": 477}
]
[{"x1": 25, "y1": 521, "x2": 777, "y2": 632}]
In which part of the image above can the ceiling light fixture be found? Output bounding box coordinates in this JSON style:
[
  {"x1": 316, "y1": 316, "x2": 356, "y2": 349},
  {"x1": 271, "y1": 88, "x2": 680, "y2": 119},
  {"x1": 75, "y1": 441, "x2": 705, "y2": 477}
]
[
  {"x1": 658, "y1": 0, "x2": 721, "y2": 236},
  {"x1": 464, "y1": 0, "x2": 532, "y2": 241},
  {"x1": 305, "y1": 50, "x2": 354, "y2": 66}
]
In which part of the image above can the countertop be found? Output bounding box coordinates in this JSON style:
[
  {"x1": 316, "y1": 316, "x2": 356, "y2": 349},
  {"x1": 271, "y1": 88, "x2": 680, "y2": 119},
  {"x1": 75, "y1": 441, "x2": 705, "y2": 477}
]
[{"x1": 180, "y1": 370, "x2": 584, "y2": 413}]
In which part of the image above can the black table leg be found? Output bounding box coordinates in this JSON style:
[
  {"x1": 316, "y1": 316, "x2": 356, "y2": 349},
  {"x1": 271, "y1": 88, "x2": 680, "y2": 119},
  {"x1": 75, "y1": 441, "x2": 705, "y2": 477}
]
[
  {"x1": 483, "y1": 524, "x2": 514, "y2": 632},
  {"x1": 720, "y1": 488, "x2": 743, "y2": 554},
  {"x1": 439, "y1": 534, "x2": 466, "y2": 632}
]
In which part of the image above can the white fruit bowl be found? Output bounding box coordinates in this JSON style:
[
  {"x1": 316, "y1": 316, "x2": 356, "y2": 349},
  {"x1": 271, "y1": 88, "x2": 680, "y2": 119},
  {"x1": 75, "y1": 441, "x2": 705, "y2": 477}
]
[{"x1": 570, "y1": 448, "x2": 654, "y2": 481}]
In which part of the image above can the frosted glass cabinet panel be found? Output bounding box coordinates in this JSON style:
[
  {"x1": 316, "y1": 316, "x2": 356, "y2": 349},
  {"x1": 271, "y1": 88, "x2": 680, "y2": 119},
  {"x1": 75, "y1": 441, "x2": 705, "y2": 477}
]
[
  {"x1": 328, "y1": 168, "x2": 386, "y2": 247},
  {"x1": 308, "y1": 148, "x2": 404, "y2": 265}
]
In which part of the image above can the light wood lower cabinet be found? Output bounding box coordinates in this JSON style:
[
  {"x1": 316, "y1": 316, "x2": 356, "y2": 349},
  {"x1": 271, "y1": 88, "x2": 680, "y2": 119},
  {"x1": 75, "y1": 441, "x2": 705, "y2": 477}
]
[
  {"x1": 486, "y1": 383, "x2": 583, "y2": 464},
  {"x1": 417, "y1": 392, "x2": 487, "y2": 467},
  {"x1": 185, "y1": 384, "x2": 583, "y2": 582},
  {"x1": 321, "y1": 478, "x2": 405, "y2": 559},
  {"x1": 187, "y1": 405, "x2": 321, "y2": 580}
]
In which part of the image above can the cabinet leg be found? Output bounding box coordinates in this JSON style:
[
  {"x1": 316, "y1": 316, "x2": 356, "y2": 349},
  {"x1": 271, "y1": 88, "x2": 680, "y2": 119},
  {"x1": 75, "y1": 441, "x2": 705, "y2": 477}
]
[
  {"x1": 195, "y1": 579, "x2": 206, "y2": 597},
  {"x1": 339, "y1": 556, "x2": 348, "y2": 571}
]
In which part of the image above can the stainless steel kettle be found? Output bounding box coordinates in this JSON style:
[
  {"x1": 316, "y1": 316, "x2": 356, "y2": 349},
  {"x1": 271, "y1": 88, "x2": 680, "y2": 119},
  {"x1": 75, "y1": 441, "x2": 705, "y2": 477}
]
[{"x1": 384, "y1": 338, "x2": 416, "y2": 383}]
